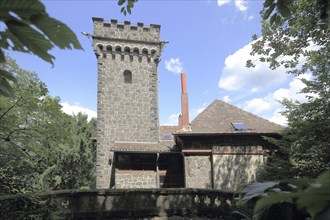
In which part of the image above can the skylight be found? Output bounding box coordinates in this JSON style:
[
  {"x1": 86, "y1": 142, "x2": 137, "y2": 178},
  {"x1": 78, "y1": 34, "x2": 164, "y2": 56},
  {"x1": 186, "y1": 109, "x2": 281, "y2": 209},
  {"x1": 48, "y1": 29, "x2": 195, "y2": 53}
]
[
  {"x1": 232, "y1": 122, "x2": 248, "y2": 131},
  {"x1": 162, "y1": 134, "x2": 173, "y2": 140}
]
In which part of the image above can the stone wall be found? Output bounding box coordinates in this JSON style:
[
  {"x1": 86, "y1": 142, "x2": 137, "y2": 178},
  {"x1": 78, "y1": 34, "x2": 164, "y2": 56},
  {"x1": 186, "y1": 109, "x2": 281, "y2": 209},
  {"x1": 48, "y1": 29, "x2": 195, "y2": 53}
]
[
  {"x1": 184, "y1": 155, "x2": 212, "y2": 189},
  {"x1": 213, "y1": 146, "x2": 265, "y2": 190},
  {"x1": 115, "y1": 172, "x2": 157, "y2": 188},
  {"x1": 93, "y1": 18, "x2": 161, "y2": 42},
  {"x1": 94, "y1": 18, "x2": 164, "y2": 189},
  {"x1": 0, "y1": 189, "x2": 235, "y2": 219}
]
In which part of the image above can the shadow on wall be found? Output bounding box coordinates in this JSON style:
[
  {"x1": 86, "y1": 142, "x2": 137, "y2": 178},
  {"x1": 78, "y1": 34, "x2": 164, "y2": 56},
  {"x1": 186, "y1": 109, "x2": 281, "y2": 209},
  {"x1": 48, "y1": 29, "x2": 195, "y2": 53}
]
[{"x1": 213, "y1": 153, "x2": 264, "y2": 190}]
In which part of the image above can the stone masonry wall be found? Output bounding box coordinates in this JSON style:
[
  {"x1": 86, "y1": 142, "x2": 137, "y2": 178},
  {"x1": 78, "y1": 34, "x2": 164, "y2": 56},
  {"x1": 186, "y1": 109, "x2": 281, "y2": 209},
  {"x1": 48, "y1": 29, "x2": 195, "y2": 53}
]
[
  {"x1": 94, "y1": 18, "x2": 163, "y2": 189},
  {"x1": 115, "y1": 172, "x2": 157, "y2": 188},
  {"x1": 93, "y1": 18, "x2": 161, "y2": 42},
  {"x1": 213, "y1": 146, "x2": 265, "y2": 190},
  {"x1": 184, "y1": 155, "x2": 212, "y2": 189}
]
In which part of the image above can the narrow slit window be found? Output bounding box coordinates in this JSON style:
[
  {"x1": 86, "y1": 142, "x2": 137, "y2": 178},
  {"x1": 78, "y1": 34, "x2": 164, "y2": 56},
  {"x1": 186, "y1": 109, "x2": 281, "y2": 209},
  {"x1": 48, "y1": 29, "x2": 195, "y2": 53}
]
[{"x1": 123, "y1": 70, "x2": 132, "y2": 84}]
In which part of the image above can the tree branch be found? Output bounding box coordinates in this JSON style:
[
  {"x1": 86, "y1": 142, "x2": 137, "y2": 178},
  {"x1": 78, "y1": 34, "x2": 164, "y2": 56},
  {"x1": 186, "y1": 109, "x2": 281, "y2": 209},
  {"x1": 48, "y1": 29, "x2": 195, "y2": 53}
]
[{"x1": 0, "y1": 96, "x2": 23, "y2": 121}]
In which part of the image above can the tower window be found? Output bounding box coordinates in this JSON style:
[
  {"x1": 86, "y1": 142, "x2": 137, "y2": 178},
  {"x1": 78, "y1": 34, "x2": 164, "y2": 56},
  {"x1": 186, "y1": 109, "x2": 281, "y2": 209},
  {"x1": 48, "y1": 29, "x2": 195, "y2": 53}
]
[
  {"x1": 123, "y1": 70, "x2": 132, "y2": 83},
  {"x1": 124, "y1": 47, "x2": 130, "y2": 54}
]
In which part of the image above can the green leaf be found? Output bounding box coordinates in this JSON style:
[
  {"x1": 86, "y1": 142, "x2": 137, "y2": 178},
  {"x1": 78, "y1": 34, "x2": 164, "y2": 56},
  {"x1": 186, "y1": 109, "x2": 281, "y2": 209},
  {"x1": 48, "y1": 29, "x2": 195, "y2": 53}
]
[
  {"x1": 5, "y1": 19, "x2": 54, "y2": 64},
  {"x1": 263, "y1": 3, "x2": 275, "y2": 20},
  {"x1": 1, "y1": 30, "x2": 30, "y2": 53},
  {"x1": 0, "y1": 69, "x2": 17, "y2": 82},
  {"x1": 127, "y1": 5, "x2": 131, "y2": 14},
  {"x1": 275, "y1": 15, "x2": 282, "y2": 26},
  {"x1": 0, "y1": 0, "x2": 45, "y2": 19},
  {"x1": 297, "y1": 171, "x2": 330, "y2": 218},
  {"x1": 0, "y1": 75, "x2": 14, "y2": 96},
  {"x1": 241, "y1": 182, "x2": 278, "y2": 202},
  {"x1": 128, "y1": 0, "x2": 134, "y2": 8},
  {"x1": 31, "y1": 14, "x2": 82, "y2": 50},
  {"x1": 0, "y1": 50, "x2": 5, "y2": 63},
  {"x1": 118, "y1": 0, "x2": 126, "y2": 6},
  {"x1": 270, "y1": 13, "x2": 277, "y2": 25},
  {"x1": 254, "y1": 192, "x2": 295, "y2": 213},
  {"x1": 278, "y1": 5, "x2": 291, "y2": 18},
  {"x1": 264, "y1": 0, "x2": 274, "y2": 8},
  {"x1": 54, "y1": 175, "x2": 62, "y2": 185}
]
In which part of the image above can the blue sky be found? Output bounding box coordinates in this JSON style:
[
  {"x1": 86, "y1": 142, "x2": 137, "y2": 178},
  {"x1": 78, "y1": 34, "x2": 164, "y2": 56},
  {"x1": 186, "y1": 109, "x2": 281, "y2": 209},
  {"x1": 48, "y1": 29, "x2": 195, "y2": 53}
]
[{"x1": 6, "y1": 0, "x2": 309, "y2": 125}]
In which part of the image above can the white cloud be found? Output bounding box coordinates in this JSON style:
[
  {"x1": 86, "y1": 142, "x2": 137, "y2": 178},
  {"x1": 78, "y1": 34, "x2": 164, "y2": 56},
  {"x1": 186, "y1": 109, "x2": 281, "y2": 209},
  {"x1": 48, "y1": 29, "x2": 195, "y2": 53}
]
[
  {"x1": 235, "y1": 0, "x2": 248, "y2": 11},
  {"x1": 61, "y1": 102, "x2": 97, "y2": 121},
  {"x1": 218, "y1": 41, "x2": 288, "y2": 92},
  {"x1": 217, "y1": 0, "x2": 230, "y2": 6},
  {"x1": 217, "y1": 0, "x2": 248, "y2": 11},
  {"x1": 165, "y1": 58, "x2": 183, "y2": 74},
  {"x1": 164, "y1": 113, "x2": 180, "y2": 125},
  {"x1": 223, "y1": 95, "x2": 231, "y2": 102},
  {"x1": 272, "y1": 74, "x2": 312, "y2": 103},
  {"x1": 242, "y1": 74, "x2": 311, "y2": 126},
  {"x1": 268, "y1": 108, "x2": 287, "y2": 126},
  {"x1": 244, "y1": 98, "x2": 273, "y2": 114},
  {"x1": 248, "y1": 15, "x2": 254, "y2": 21}
]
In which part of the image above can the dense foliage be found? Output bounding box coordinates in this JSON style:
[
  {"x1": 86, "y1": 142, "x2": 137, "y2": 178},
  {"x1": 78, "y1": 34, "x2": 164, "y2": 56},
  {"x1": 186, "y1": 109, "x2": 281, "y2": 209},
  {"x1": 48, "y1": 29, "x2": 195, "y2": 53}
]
[
  {"x1": 250, "y1": 0, "x2": 330, "y2": 179},
  {"x1": 0, "y1": 0, "x2": 82, "y2": 96},
  {"x1": 240, "y1": 170, "x2": 330, "y2": 220},
  {"x1": 0, "y1": 57, "x2": 96, "y2": 195},
  {"x1": 242, "y1": 0, "x2": 330, "y2": 219}
]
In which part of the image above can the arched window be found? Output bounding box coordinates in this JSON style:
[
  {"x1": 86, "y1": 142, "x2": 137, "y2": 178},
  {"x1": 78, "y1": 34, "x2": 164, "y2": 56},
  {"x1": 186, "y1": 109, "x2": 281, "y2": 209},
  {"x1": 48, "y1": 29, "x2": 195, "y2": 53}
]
[
  {"x1": 133, "y1": 47, "x2": 139, "y2": 56},
  {"x1": 123, "y1": 70, "x2": 132, "y2": 84},
  {"x1": 142, "y1": 48, "x2": 148, "y2": 56},
  {"x1": 106, "y1": 45, "x2": 112, "y2": 54},
  {"x1": 115, "y1": 46, "x2": 122, "y2": 54},
  {"x1": 124, "y1": 47, "x2": 130, "y2": 54}
]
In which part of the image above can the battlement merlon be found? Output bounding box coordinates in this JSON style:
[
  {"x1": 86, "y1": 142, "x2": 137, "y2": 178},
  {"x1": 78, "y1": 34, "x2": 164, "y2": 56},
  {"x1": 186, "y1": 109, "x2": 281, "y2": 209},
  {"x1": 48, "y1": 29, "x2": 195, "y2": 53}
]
[{"x1": 92, "y1": 17, "x2": 162, "y2": 43}]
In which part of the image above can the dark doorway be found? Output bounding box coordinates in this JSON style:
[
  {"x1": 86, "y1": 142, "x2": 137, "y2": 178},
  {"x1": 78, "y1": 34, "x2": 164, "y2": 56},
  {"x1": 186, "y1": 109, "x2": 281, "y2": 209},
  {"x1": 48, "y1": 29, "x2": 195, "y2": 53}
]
[{"x1": 158, "y1": 153, "x2": 184, "y2": 188}]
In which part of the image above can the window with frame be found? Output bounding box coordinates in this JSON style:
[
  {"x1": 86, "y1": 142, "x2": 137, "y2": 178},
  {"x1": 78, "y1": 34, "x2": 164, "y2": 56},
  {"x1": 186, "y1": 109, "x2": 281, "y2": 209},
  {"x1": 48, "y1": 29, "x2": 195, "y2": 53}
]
[
  {"x1": 115, "y1": 153, "x2": 156, "y2": 171},
  {"x1": 123, "y1": 70, "x2": 132, "y2": 84}
]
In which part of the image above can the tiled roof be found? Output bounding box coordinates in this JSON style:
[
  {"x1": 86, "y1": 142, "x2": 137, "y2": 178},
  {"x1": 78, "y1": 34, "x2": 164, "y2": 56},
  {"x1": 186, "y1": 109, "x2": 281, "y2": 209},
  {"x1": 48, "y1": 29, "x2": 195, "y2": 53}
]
[
  {"x1": 111, "y1": 141, "x2": 178, "y2": 152},
  {"x1": 186, "y1": 99, "x2": 283, "y2": 134},
  {"x1": 160, "y1": 125, "x2": 178, "y2": 138}
]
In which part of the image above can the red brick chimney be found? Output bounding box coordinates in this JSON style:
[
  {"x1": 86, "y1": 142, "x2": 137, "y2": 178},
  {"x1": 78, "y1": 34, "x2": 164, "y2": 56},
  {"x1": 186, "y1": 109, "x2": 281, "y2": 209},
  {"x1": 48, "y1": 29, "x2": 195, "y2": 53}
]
[{"x1": 178, "y1": 72, "x2": 191, "y2": 131}]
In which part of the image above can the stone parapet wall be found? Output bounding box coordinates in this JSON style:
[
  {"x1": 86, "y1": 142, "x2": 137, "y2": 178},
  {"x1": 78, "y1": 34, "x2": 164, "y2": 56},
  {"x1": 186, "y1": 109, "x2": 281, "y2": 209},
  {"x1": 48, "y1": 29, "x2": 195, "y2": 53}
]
[
  {"x1": 0, "y1": 189, "x2": 235, "y2": 219},
  {"x1": 115, "y1": 172, "x2": 157, "y2": 188},
  {"x1": 184, "y1": 155, "x2": 212, "y2": 189}
]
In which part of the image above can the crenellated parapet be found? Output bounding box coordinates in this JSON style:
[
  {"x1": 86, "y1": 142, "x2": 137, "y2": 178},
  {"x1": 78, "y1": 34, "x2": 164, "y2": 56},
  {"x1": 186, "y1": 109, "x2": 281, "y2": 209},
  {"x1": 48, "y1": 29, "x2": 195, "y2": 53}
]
[
  {"x1": 92, "y1": 18, "x2": 162, "y2": 62},
  {"x1": 92, "y1": 17, "x2": 161, "y2": 43}
]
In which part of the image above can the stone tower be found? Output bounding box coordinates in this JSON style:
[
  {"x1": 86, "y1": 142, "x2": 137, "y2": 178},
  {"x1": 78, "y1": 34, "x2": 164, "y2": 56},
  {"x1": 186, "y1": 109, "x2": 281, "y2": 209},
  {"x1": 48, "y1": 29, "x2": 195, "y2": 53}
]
[{"x1": 92, "y1": 18, "x2": 164, "y2": 189}]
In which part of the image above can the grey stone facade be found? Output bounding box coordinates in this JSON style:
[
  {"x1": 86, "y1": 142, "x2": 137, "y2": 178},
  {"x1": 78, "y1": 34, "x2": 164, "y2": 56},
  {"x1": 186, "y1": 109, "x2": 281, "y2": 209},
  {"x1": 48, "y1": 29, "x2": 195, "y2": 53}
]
[
  {"x1": 115, "y1": 172, "x2": 157, "y2": 188},
  {"x1": 93, "y1": 18, "x2": 164, "y2": 189},
  {"x1": 213, "y1": 146, "x2": 265, "y2": 190},
  {"x1": 184, "y1": 155, "x2": 212, "y2": 189}
]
